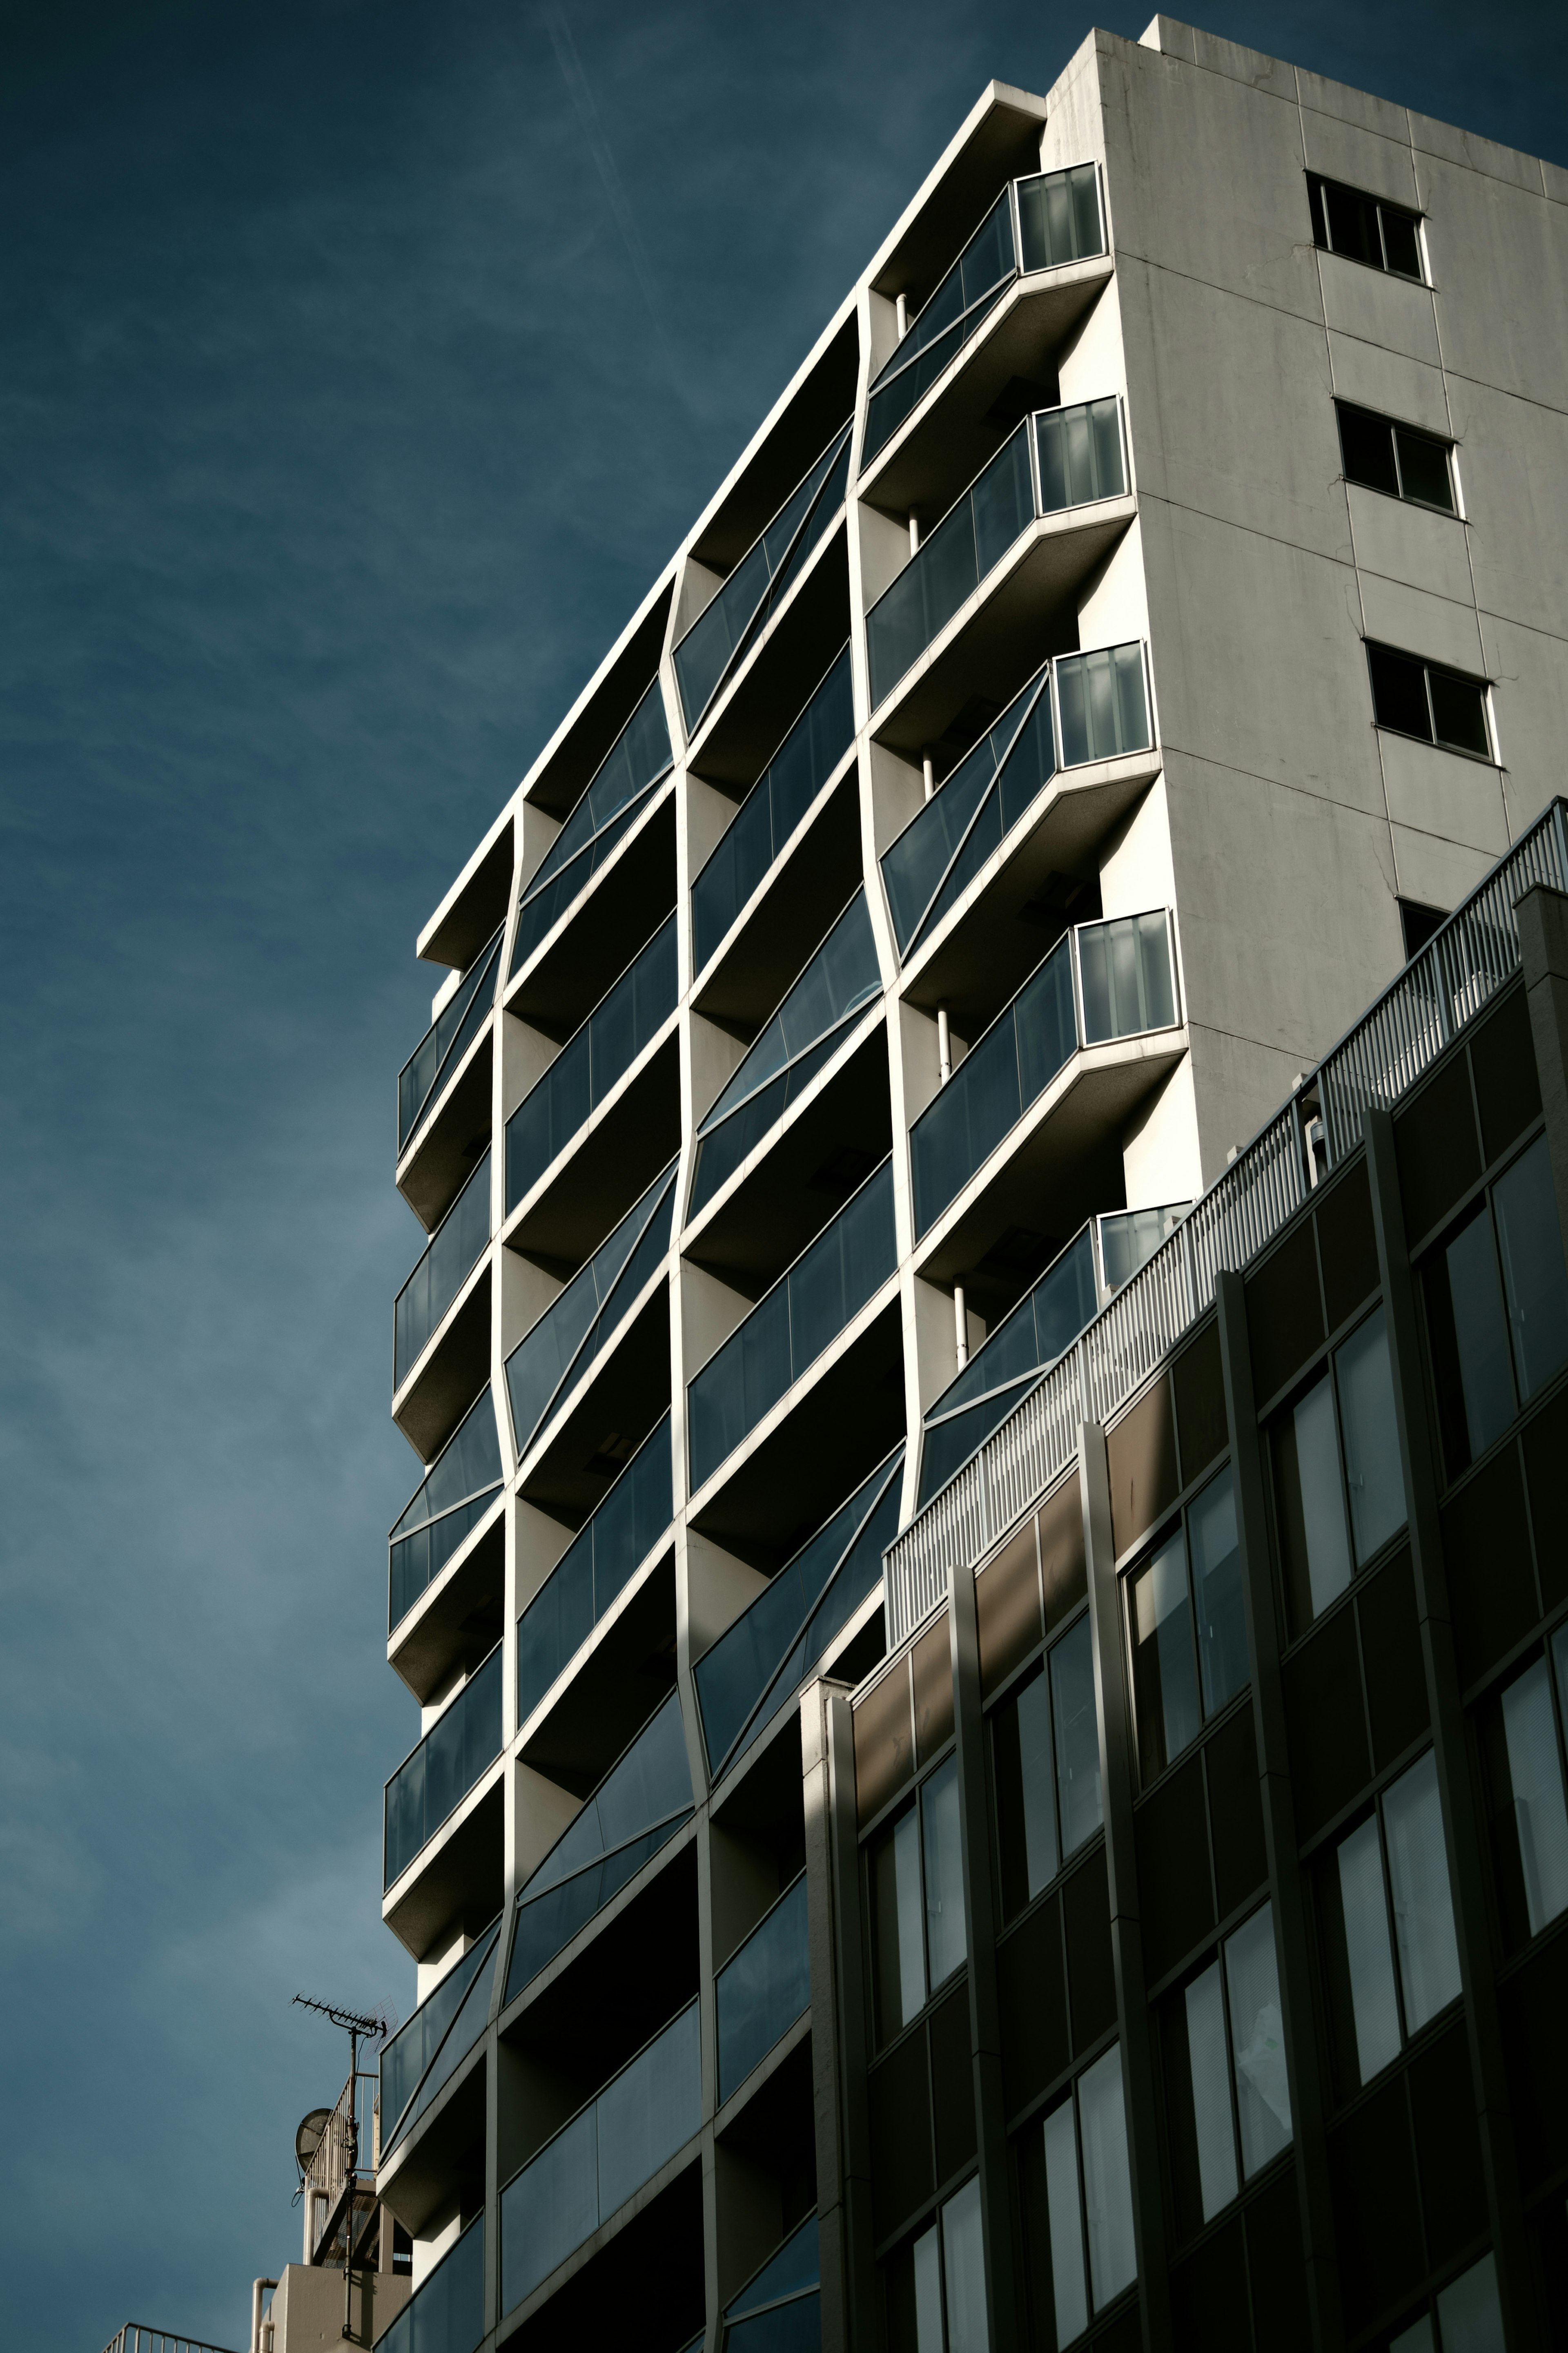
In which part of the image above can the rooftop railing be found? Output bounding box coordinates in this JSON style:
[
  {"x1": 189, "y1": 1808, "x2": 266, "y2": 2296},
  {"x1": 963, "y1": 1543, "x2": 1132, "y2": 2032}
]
[
  {"x1": 373, "y1": 2213, "x2": 484, "y2": 2353},
  {"x1": 673, "y1": 425, "x2": 852, "y2": 734},
  {"x1": 687, "y1": 1156, "x2": 898, "y2": 1493},
  {"x1": 862, "y1": 162, "x2": 1104, "y2": 466},
  {"x1": 884, "y1": 798, "x2": 1568, "y2": 1648},
  {"x1": 504, "y1": 1160, "x2": 676, "y2": 1463},
  {"x1": 379, "y1": 1913, "x2": 501, "y2": 2161},
  {"x1": 388, "y1": 1387, "x2": 503, "y2": 1635},
  {"x1": 398, "y1": 926, "x2": 502, "y2": 1158},
  {"x1": 383, "y1": 1644, "x2": 503, "y2": 1889},
  {"x1": 509, "y1": 678, "x2": 673, "y2": 981},
  {"x1": 505, "y1": 915, "x2": 678, "y2": 1214},
  {"x1": 689, "y1": 888, "x2": 882, "y2": 1221},
  {"x1": 101, "y1": 2331, "x2": 241, "y2": 2353},
  {"x1": 518, "y1": 1414, "x2": 673, "y2": 1726},
  {"x1": 910, "y1": 905, "x2": 1178, "y2": 1240},
  {"x1": 692, "y1": 642, "x2": 854, "y2": 973},
  {"x1": 499, "y1": 2000, "x2": 701, "y2": 2316},
  {"x1": 393, "y1": 1150, "x2": 491, "y2": 1392},
  {"x1": 695, "y1": 1444, "x2": 903, "y2": 1781},
  {"x1": 716, "y1": 1871, "x2": 809, "y2": 2103}
]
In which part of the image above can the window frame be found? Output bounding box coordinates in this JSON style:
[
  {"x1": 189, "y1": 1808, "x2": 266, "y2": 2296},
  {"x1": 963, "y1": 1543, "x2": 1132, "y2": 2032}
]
[
  {"x1": 1122, "y1": 1460, "x2": 1249, "y2": 1792},
  {"x1": 984, "y1": 1595, "x2": 1105, "y2": 1926},
  {"x1": 1157, "y1": 1898, "x2": 1294, "y2": 2245},
  {"x1": 1307, "y1": 171, "x2": 1427, "y2": 282},
  {"x1": 862, "y1": 1737, "x2": 967, "y2": 2049},
  {"x1": 1475, "y1": 1625, "x2": 1568, "y2": 1957},
  {"x1": 1265, "y1": 1299, "x2": 1409, "y2": 1643},
  {"x1": 1334, "y1": 398, "x2": 1457, "y2": 516},
  {"x1": 1365, "y1": 639, "x2": 1494, "y2": 763}
]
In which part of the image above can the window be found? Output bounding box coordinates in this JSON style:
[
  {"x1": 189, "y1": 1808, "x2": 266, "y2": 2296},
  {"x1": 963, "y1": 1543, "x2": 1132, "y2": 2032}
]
[
  {"x1": 1477, "y1": 1628, "x2": 1568, "y2": 1951},
  {"x1": 1423, "y1": 1134, "x2": 1568, "y2": 1478},
  {"x1": 1336, "y1": 402, "x2": 1454, "y2": 513},
  {"x1": 1270, "y1": 1305, "x2": 1405, "y2": 1634},
  {"x1": 991, "y1": 1615, "x2": 1103, "y2": 1920},
  {"x1": 1127, "y1": 1465, "x2": 1247, "y2": 1783},
  {"x1": 1367, "y1": 643, "x2": 1491, "y2": 759},
  {"x1": 1318, "y1": 1751, "x2": 1461, "y2": 2094},
  {"x1": 1400, "y1": 898, "x2": 1448, "y2": 962},
  {"x1": 869, "y1": 1754, "x2": 968, "y2": 2044},
  {"x1": 1020, "y1": 2043, "x2": 1138, "y2": 2344},
  {"x1": 1162, "y1": 1903, "x2": 1292, "y2": 2237},
  {"x1": 1308, "y1": 173, "x2": 1423, "y2": 279},
  {"x1": 883, "y1": 2175, "x2": 987, "y2": 2353},
  {"x1": 1388, "y1": 2251, "x2": 1506, "y2": 2353}
]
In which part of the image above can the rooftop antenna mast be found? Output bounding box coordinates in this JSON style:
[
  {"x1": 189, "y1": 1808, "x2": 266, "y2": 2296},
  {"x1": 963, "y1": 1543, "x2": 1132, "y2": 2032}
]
[{"x1": 293, "y1": 1993, "x2": 389, "y2": 2342}]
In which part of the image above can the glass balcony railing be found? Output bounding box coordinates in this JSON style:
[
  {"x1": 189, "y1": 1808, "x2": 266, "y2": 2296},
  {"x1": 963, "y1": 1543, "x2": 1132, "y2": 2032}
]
[
  {"x1": 394, "y1": 1151, "x2": 491, "y2": 1392},
  {"x1": 862, "y1": 161, "x2": 1103, "y2": 466},
  {"x1": 380, "y1": 1913, "x2": 501, "y2": 2160},
  {"x1": 918, "y1": 1226, "x2": 1097, "y2": 1507},
  {"x1": 506, "y1": 916, "x2": 678, "y2": 1214},
  {"x1": 518, "y1": 1415, "x2": 673, "y2": 1726},
  {"x1": 881, "y1": 663, "x2": 1053, "y2": 959},
  {"x1": 505, "y1": 1160, "x2": 677, "y2": 1463},
  {"x1": 673, "y1": 425, "x2": 853, "y2": 734},
  {"x1": 505, "y1": 1691, "x2": 692, "y2": 2005},
  {"x1": 509, "y1": 678, "x2": 673, "y2": 981},
  {"x1": 909, "y1": 907, "x2": 1178, "y2": 1240},
  {"x1": 722, "y1": 2215, "x2": 821, "y2": 2353},
  {"x1": 504, "y1": 1688, "x2": 693, "y2": 2005},
  {"x1": 398, "y1": 927, "x2": 503, "y2": 1157},
  {"x1": 500, "y1": 1999, "x2": 701, "y2": 2315},
  {"x1": 384, "y1": 1644, "x2": 503, "y2": 1889},
  {"x1": 1099, "y1": 1198, "x2": 1189, "y2": 1293},
  {"x1": 690, "y1": 890, "x2": 882, "y2": 1221},
  {"x1": 688, "y1": 1158, "x2": 898, "y2": 1493},
  {"x1": 389, "y1": 1387, "x2": 504, "y2": 1634},
  {"x1": 375, "y1": 2212, "x2": 484, "y2": 2353},
  {"x1": 692, "y1": 644, "x2": 854, "y2": 974},
  {"x1": 695, "y1": 1445, "x2": 903, "y2": 1780},
  {"x1": 865, "y1": 398, "x2": 1128, "y2": 709},
  {"x1": 717, "y1": 1872, "x2": 810, "y2": 2103}
]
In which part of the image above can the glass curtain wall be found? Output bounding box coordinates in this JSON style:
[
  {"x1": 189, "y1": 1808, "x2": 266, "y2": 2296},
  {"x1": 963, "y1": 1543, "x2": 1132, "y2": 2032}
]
[
  {"x1": 509, "y1": 679, "x2": 673, "y2": 979},
  {"x1": 384, "y1": 1644, "x2": 504, "y2": 1887},
  {"x1": 390, "y1": 1388, "x2": 504, "y2": 1632},
  {"x1": 518, "y1": 1415, "x2": 673, "y2": 1725},
  {"x1": 399, "y1": 928, "x2": 503, "y2": 1156},
  {"x1": 394, "y1": 1150, "x2": 491, "y2": 1388}
]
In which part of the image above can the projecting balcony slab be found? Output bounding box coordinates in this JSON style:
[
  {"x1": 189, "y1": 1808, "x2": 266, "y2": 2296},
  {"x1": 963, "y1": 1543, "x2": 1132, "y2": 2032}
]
[
  {"x1": 397, "y1": 1022, "x2": 493, "y2": 1236},
  {"x1": 377, "y1": 2026, "x2": 490, "y2": 2239},
  {"x1": 684, "y1": 524, "x2": 850, "y2": 791},
  {"x1": 692, "y1": 758, "x2": 863, "y2": 1036},
  {"x1": 389, "y1": 1499, "x2": 505, "y2": 1706},
  {"x1": 383, "y1": 1763, "x2": 505, "y2": 1961},
  {"x1": 870, "y1": 493, "x2": 1137, "y2": 761},
  {"x1": 505, "y1": 782, "x2": 677, "y2": 1043},
  {"x1": 504, "y1": 1028, "x2": 682, "y2": 1276},
  {"x1": 392, "y1": 1260, "x2": 492, "y2": 1465},
  {"x1": 913, "y1": 1026, "x2": 1189, "y2": 1291},
  {"x1": 518, "y1": 1544, "x2": 677, "y2": 1800},
  {"x1": 860, "y1": 254, "x2": 1117, "y2": 521}
]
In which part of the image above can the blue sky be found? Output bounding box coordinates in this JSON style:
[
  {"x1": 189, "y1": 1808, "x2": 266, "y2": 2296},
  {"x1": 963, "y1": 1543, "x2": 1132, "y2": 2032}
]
[{"x1": 2, "y1": 2, "x2": 1562, "y2": 2345}]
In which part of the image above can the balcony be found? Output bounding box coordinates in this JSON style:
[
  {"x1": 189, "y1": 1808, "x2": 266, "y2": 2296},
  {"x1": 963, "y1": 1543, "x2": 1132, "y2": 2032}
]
[
  {"x1": 389, "y1": 1387, "x2": 503, "y2": 1636},
  {"x1": 693, "y1": 644, "x2": 854, "y2": 978},
  {"x1": 384, "y1": 1644, "x2": 503, "y2": 1891},
  {"x1": 393, "y1": 1152, "x2": 490, "y2": 1392},
  {"x1": 674, "y1": 424, "x2": 852, "y2": 737},
  {"x1": 721, "y1": 2215, "x2": 820, "y2": 2352},
  {"x1": 689, "y1": 891, "x2": 883, "y2": 1224},
  {"x1": 509, "y1": 676, "x2": 673, "y2": 984},
  {"x1": 717, "y1": 1872, "x2": 809, "y2": 2104},
  {"x1": 695, "y1": 1445, "x2": 902, "y2": 1781},
  {"x1": 688, "y1": 1157, "x2": 898, "y2": 1495},
  {"x1": 909, "y1": 907, "x2": 1180, "y2": 1242},
  {"x1": 499, "y1": 2000, "x2": 701, "y2": 2315},
  {"x1": 862, "y1": 162, "x2": 1104, "y2": 469},
  {"x1": 380, "y1": 1913, "x2": 501, "y2": 2163},
  {"x1": 518, "y1": 1415, "x2": 673, "y2": 1728},
  {"x1": 374, "y1": 2212, "x2": 483, "y2": 2353},
  {"x1": 398, "y1": 927, "x2": 503, "y2": 1161},
  {"x1": 506, "y1": 915, "x2": 679, "y2": 1220},
  {"x1": 505, "y1": 1160, "x2": 677, "y2": 1466}
]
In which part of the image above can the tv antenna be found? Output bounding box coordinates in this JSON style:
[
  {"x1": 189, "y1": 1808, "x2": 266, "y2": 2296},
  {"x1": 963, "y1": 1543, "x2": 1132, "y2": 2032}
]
[{"x1": 292, "y1": 1993, "x2": 395, "y2": 2341}]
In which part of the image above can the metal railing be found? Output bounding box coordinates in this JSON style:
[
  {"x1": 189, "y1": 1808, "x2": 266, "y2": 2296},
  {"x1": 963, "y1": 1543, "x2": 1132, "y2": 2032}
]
[
  {"x1": 101, "y1": 2333, "x2": 241, "y2": 2353},
  {"x1": 884, "y1": 798, "x2": 1568, "y2": 1647}
]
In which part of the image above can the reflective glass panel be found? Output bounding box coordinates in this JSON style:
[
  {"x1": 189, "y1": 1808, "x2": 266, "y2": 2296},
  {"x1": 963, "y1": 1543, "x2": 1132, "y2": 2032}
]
[
  {"x1": 1435, "y1": 2253, "x2": 1505, "y2": 2353},
  {"x1": 1273, "y1": 1370, "x2": 1353, "y2": 1628},
  {"x1": 870, "y1": 1802, "x2": 925, "y2": 2042},
  {"x1": 1130, "y1": 1529, "x2": 1200, "y2": 1780},
  {"x1": 1383, "y1": 1751, "x2": 1461, "y2": 2032},
  {"x1": 941, "y1": 2176, "x2": 987, "y2": 2353},
  {"x1": 1189, "y1": 1467, "x2": 1247, "y2": 1716},
  {"x1": 376, "y1": 2214, "x2": 485, "y2": 2353},
  {"x1": 517, "y1": 1415, "x2": 672, "y2": 1725},
  {"x1": 1035, "y1": 398, "x2": 1124, "y2": 512},
  {"x1": 399, "y1": 932, "x2": 503, "y2": 1155},
  {"x1": 508, "y1": 679, "x2": 672, "y2": 977},
  {"x1": 921, "y1": 1755, "x2": 968, "y2": 1992},
  {"x1": 1337, "y1": 1814, "x2": 1402, "y2": 2084},
  {"x1": 1500, "y1": 1659, "x2": 1568, "y2": 1936},
  {"x1": 866, "y1": 425, "x2": 1033, "y2": 706},
  {"x1": 1426, "y1": 1199, "x2": 1515, "y2": 1472},
  {"x1": 394, "y1": 1149, "x2": 492, "y2": 1387},
  {"x1": 1055, "y1": 644, "x2": 1150, "y2": 768},
  {"x1": 1043, "y1": 2097, "x2": 1089, "y2": 2348},
  {"x1": 1493, "y1": 1135, "x2": 1568, "y2": 1401},
  {"x1": 862, "y1": 188, "x2": 1017, "y2": 464},
  {"x1": 504, "y1": 1163, "x2": 675, "y2": 1460},
  {"x1": 505, "y1": 916, "x2": 677, "y2": 1212},
  {"x1": 1184, "y1": 1962, "x2": 1238, "y2": 2222},
  {"x1": 1334, "y1": 1307, "x2": 1406, "y2": 1564},
  {"x1": 1224, "y1": 1903, "x2": 1291, "y2": 2176},
  {"x1": 993, "y1": 1665, "x2": 1057, "y2": 1915},
  {"x1": 1051, "y1": 1615, "x2": 1103, "y2": 1858},
  {"x1": 1016, "y1": 163, "x2": 1102, "y2": 274},
  {"x1": 1077, "y1": 909, "x2": 1174, "y2": 1042},
  {"x1": 716, "y1": 1873, "x2": 811, "y2": 2102},
  {"x1": 1078, "y1": 2043, "x2": 1136, "y2": 2310},
  {"x1": 918, "y1": 1226, "x2": 1096, "y2": 1504}
]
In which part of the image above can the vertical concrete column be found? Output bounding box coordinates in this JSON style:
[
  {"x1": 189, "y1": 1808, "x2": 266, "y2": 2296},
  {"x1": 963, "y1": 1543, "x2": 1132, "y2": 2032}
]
[
  {"x1": 1078, "y1": 1423, "x2": 1173, "y2": 2353},
  {"x1": 1517, "y1": 883, "x2": 1568, "y2": 1277},
  {"x1": 1363, "y1": 1109, "x2": 1540, "y2": 2351},
  {"x1": 484, "y1": 2034, "x2": 500, "y2": 2343},
  {"x1": 806, "y1": 1681, "x2": 876, "y2": 2353},
  {"x1": 1215, "y1": 1272, "x2": 1344, "y2": 2352},
  {"x1": 947, "y1": 1558, "x2": 1021, "y2": 2353}
]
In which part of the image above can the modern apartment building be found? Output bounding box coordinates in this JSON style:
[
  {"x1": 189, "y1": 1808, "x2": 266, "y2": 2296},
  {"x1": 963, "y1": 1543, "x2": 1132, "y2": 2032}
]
[{"x1": 368, "y1": 19, "x2": 1568, "y2": 2353}]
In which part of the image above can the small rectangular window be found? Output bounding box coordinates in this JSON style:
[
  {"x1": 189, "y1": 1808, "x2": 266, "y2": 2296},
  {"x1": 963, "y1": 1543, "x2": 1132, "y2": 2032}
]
[
  {"x1": 1367, "y1": 641, "x2": 1491, "y2": 759},
  {"x1": 1269, "y1": 1304, "x2": 1406, "y2": 1637},
  {"x1": 1319, "y1": 1749, "x2": 1461, "y2": 2094},
  {"x1": 1478, "y1": 1630, "x2": 1568, "y2": 1950},
  {"x1": 1423, "y1": 1133, "x2": 1568, "y2": 1478},
  {"x1": 1309, "y1": 173, "x2": 1424, "y2": 280},
  {"x1": 1336, "y1": 401, "x2": 1454, "y2": 513},
  {"x1": 868, "y1": 1754, "x2": 969, "y2": 2045},
  {"x1": 1031, "y1": 2043, "x2": 1138, "y2": 2344},
  {"x1": 1128, "y1": 1465, "x2": 1245, "y2": 1781},
  {"x1": 883, "y1": 2173, "x2": 988, "y2": 2353},
  {"x1": 991, "y1": 1614, "x2": 1103, "y2": 1920}
]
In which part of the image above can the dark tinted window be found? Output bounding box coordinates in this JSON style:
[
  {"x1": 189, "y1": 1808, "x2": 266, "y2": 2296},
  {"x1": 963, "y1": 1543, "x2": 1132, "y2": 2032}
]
[
  {"x1": 1310, "y1": 173, "x2": 1423, "y2": 280},
  {"x1": 1336, "y1": 401, "x2": 1453, "y2": 512},
  {"x1": 1367, "y1": 642, "x2": 1491, "y2": 759},
  {"x1": 1423, "y1": 1135, "x2": 1568, "y2": 1479}
]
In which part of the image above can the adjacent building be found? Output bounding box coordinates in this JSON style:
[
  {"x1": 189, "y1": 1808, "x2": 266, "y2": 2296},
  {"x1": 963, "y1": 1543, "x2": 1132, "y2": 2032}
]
[{"x1": 368, "y1": 20, "x2": 1568, "y2": 2353}]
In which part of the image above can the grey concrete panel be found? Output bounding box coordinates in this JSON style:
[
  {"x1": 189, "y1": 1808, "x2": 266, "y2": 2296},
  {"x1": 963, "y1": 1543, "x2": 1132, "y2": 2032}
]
[
  {"x1": 1358, "y1": 570, "x2": 1484, "y2": 672},
  {"x1": 1184, "y1": 25, "x2": 1296, "y2": 101},
  {"x1": 1545, "y1": 158, "x2": 1568, "y2": 209},
  {"x1": 1419, "y1": 156, "x2": 1568, "y2": 406},
  {"x1": 1347, "y1": 484, "x2": 1472, "y2": 609},
  {"x1": 1318, "y1": 251, "x2": 1441, "y2": 366},
  {"x1": 1299, "y1": 106, "x2": 1420, "y2": 211},
  {"x1": 1448, "y1": 377, "x2": 1568, "y2": 639},
  {"x1": 1408, "y1": 109, "x2": 1546, "y2": 197},
  {"x1": 1294, "y1": 61, "x2": 1410, "y2": 145},
  {"x1": 1389, "y1": 819, "x2": 1494, "y2": 909},
  {"x1": 1479, "y1": 612, "x2": 1568, "y2": 834},
  {"x1": 1326, "y1": 332, "x2": 1450, "y2": 437},
  {"x1": 1377, "y1": 729, "x2": 1509, "y2": 860}
]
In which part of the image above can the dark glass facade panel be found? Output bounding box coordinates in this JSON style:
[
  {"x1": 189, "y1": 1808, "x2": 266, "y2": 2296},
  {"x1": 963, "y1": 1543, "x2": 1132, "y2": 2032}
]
[
  {"x1": 1316, "y1": 1749, "x2": 1461, "y2": 2097},
  {"x1": 692, "y1": 644, "x2": 854, "y2": 973},
  {"x1": 508, "y1": 678, "x2": 672, "y2": 978},
  {"x1": 1159, "y1": 1904, "x2": 1291, "y2": 2239},
  {"x1": 1172, "y1": 1321, "x2": 1227, "y2": 1487},
  {"x1": 1368, "y1": 642, "x2": 1491, "y2": 758},
  {"x1": 866, "y1": 424, "x2": 1035, "y2": 706},
  {"x1": 673, "y1": 427, "x2": 851, "y2": 729},
  {"x1": 716, "y1": 1871, "x2": 810, "y2": 2102},
  {"x1": 1424, "y1": 1134, "x2": 1568, "y2": 1479},
  {"x1": 394, "y1": 1148, "x2": 491, "y2": 1388},
  {"x1": 374, "y1": 2213, "x2": 484, "y2": 2353},
  {"x1": 1271, "y1": 1305, "x2": 1405, "y2": 1635},
  {"x1": 868, "y1": 1754, "x2": 966, "y2": 2046},
  {"x1": 992, "y1": 1615, "x2": 1102, "y2": 1920},
  {"x1": 1035, "y1": 397, "x2": 1124, "y2": 513},
  {"x1": 1128, "y1": 1467, "x2": 1245, "y2": 1782},
  {"x1": 722, "y1": 2215, "x2": 821, "y2": 2353},
  {"x1": 380, "y1": 1914, "x2": 501, "y2": 2159},
  {"x1": 1054, "y1": 644, "x2": 1151, "y2": 769},
  {"x1": 517, "y1": 1414, "x2": 672, "y2": 1726},
  {"x1": 862, "y1": 187, "x2": 1016, "y2": 465},
  {"x1": 399, "y1": 928, "x2": 503, "y2": 1155},
  {"x1": 1477, "y1": 1630, "x2": 1568, "y2": 1952},
  {"x1": 1309, "y1": 173, "x2": 1423, "y2": 279},
  {"x1": 384, "y1": 1643, "x2": 503, "y2": 1887},
  {"x1": 389, "y1": 1386, "x2": 503, "y2": 1632},
  {"x1": 1336, "y1": 401, "x2": 1454, "y2": 512},
  {"x1": 1245, "y1": 1220, "x2": 1324, "y2": 1406},
  {"x1": 881, "y1": 2175, "x2": 987, "y2": 2353},
  {"x1": 919, "y1": 1227, "x2": 1096, "y2": 1506},
  {"x1": 687, "y1": 1158, "x2": 897, "y2": 1490},
  {"x1": 1017, "y1": 2043, "x2": 1137, "y2": 2345}
]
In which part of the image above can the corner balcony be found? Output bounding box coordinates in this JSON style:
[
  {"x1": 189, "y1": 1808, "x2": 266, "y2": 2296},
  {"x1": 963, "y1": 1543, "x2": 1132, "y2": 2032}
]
[
  {"x1": 517, "y1": 1413, "x2": 673, "y2": 1731},
  {"x1": 504, "y1": 914, "x2": 680, "y2": 1267},
  {"x1": 695, "y1": 1444, "x2": 902, "y2": 1785},
  {"x1": 910, "y1": 908, "x2": 1186, "y2": 1287},
  {"x1": 383, "y1": 1644, "x2": 503, "y2": 1954},
  {"x1": 390, "y1": 1154, "x2": 491, "y2": 1468},
  {"x1": 388, "y1": 1385, "x2": 504, "y2": 1703},
  {"x1": 716, "y1": 1871, "x2": 810, "y2": 2108},
  {"x1": 374, "y1": 2213, "x2": 483, "y2": 2353},
  {"x1": 396, "y1": 924, "x2": 502, "y2": 1229},
  {"x1": 379, "y1": 1912, "x2": 502, "y2": 2172}
]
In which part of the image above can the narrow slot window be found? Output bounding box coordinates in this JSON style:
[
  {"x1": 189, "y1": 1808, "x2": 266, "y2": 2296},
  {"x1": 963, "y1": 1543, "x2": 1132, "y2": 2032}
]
[
  {"x1": 990, "y1": 1613, "x2": 1103, "y2": 1921},
  {"x1": 867, "y1": 1753, "x2": 968, "y2": 2045},
  {"x1": 1127, "y1": 1466, "x2": 1248, "y2": 1784}
]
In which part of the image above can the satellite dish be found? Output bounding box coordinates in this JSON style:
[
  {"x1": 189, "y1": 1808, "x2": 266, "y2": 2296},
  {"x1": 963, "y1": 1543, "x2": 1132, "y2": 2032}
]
[{"x1": 295, "y1": 2108, "x2": 333, "y2": 2174}]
